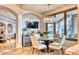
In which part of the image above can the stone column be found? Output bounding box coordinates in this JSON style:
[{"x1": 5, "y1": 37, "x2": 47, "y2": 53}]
[{"x1": 16, "y1": 14, "x2": 23, "y2": 48}]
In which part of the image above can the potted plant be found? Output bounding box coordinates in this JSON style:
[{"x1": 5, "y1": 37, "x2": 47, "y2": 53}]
[
  {"x1": 30, "y1": 31, "x2": 35, "y2": 35},
  {"x1": 22, "y1": 28, "x2": 28, "y2": 36},
  {"x1": 22, "y1": 28, "x2": 27, "y2": 33},
  {"x1": 36, "y1": 31, "x2": 43, "y2": 37},
  {"x1": 40, "y1": 32, "x2": 44, "y2": 37},
  {"x1": 43, "y1": 31, "x2": 49, "y2": 36}
]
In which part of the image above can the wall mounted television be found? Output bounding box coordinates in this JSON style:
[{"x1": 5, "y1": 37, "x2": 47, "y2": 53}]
[{"x1": 26, "y1": 21, "x2": 39, "y2": 28}]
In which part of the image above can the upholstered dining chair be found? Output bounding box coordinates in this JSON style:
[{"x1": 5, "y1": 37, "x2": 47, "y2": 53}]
[
  {"x1": 34, "y1": 33, "x2": 44, "y2": 44},
  {"x1": 53, "y1": 34, "x2": 60, "y2": 42},
  {"x1": 49, "y1": 35, "x2": 66, "y2": 54},
  {"x1": 30, "y1": 35, "x2": 47, "y2": 54}
]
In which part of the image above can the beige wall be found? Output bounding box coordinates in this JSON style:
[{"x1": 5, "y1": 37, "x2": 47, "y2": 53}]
[
  {"x1": 40, "y1": 17, "x2": 46, "y2": 32},
  {"x1": 23, "y1": 13, "x2": 45, "y2": 32}
]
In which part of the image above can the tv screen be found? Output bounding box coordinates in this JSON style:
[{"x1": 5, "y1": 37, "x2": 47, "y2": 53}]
[{"x1": 26, "y1": 21, "x2": 39, "y2": 28}]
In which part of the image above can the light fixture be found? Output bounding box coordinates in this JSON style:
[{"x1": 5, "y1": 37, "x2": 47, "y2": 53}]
[{"x1": 44, "y1": 4, "x2": 54, "y2": 23}]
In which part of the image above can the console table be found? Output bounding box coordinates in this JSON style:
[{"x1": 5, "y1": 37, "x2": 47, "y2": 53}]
[{"x1": 22, "y1": 34, "x2": 31, "y2": 47}]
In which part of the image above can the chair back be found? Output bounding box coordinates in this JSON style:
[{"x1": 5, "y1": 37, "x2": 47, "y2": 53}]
[
  {"x1": 34, "y1": 33, "x2": 40, "y2": 40},
  {"x1": 54, "y1": 34, "x2": 60, "y2": 42},
  {"x1": 54, "y1": 34, "x2": 60, "y2": 39},
  {"x1": 59, "y1": 35, "x2": 66, "y2": 48},
  {"x1": 30, "y1": 35, "x2": 39, "y2": 48}
]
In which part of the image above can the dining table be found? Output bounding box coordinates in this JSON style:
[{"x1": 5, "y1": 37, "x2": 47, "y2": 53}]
[{"x1": 40, "y1": 37, "x2": 53, "y2": 53}]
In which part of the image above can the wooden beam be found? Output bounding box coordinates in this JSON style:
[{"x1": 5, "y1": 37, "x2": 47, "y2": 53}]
[
  {"x1": 46, "y1": 23, "x2": 48, "y2": 32},
  {"x1": 64, "y1": 12, "x2": 67, "y2": 35},
  {"x1": 53, "y1": 22, "x2": 56, "y2": 34},
  {"x1": 43, "y1": 4, "x2": 77, "y2": 16}
]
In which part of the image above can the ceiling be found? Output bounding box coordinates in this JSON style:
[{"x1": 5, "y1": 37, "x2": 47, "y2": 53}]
[
  {"x1": 0, "y1": 4, "x2": 64, "y2": 20},
  {"x1": 19, "y1": 4, "x2": 63, "y2": 14},
  {"x1": 0, "y1": 4, "x2": 76, "y2": 21},
  {"x1": 0, "y1": 9, "x2": 16, "y2": 20}
]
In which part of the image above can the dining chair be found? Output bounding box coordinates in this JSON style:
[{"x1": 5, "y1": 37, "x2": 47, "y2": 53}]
[
  {"x1": 49, "y1": 35, "x2": 66, "y2": 54},
  {"x1": 53, "y1": 34, "x2": 60, "y2": 42},
  {"x1": 30, "y1": 35, "x2": 47, "y2": 54},
  {"x1": 34, "y1": 33, "x2": 44, "y2": 44}
]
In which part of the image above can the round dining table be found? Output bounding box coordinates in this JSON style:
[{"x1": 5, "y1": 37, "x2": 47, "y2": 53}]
[{"x1": 41, "y1": 37, "x2": 53, "y2": 53}]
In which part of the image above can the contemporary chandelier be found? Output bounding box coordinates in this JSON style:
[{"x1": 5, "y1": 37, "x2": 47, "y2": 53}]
[
  {"x1": 44, "y1": 4, "x2": 56, "y2": 23},
  {"x1": 44, "y1": 4, "x2": 54, "y2": 23}
]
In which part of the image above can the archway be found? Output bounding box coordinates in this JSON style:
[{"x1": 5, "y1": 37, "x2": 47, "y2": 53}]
[
  {"x1": 23, "y1": 13, "x2": 43, "y2": 30},
  {"x1": 22, "y1": 12, "x2": 45, "y2": 47},
  {"x1": 0, "y1": 5, "x2": 18, "y2": 49}
]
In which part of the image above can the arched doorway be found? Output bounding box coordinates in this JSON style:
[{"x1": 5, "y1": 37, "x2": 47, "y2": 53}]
[{"x1": 0, "y1": 5, "x2": 18, "y2": 50}]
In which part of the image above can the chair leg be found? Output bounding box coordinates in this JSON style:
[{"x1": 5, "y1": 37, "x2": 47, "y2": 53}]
[
  {"x1": 48, "y1": 49, "x2": 50, "y2": 53},
  {"x1": 61, "y1": 48, "x2": 64, "y2": 55},
  {"x1": 32, "y1": 48, "x2": 34, "y2": 54},
  {"x1": 53, "y1": 49, "x2": 57, "y2": 54},
  {"x1": 48, "y1": 49, "x2": 55, "y2": 54},
  {"x1": 49, "y1": 49, "x2": 54, "y2": 53},
  {"x1": 37, "y1": 49, "x2": 40, "y2": 55}
]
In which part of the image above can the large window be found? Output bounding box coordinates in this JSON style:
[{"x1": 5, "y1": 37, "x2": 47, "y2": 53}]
[
  {"x1": 66, "y1": 10, "x2": 77, "y2": 39},
  {"x1": 45, "y1": 10, "x2": 77, "y2": 40},
  {"x1": 66, "y1": 15, "x2": 72, "y2": 37},
  {"x1": 56, "y1": 13, "x2": 64, "y2": 37},
  {"x1": 58, "y1": 19, "x2": 64, "y2": 37},
  {"x1": 47, "y1": 23, "x2": 54, "y2": 39}
]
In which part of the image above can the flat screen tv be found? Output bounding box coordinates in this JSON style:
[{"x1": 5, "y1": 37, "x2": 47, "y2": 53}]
[{"x1": 26, "y1": 21, "x2": 39, "y2": 28}]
